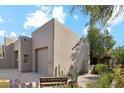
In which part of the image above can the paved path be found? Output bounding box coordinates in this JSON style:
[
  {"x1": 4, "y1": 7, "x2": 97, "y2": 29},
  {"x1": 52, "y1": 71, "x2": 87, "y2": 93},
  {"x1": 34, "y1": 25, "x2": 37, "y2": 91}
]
[
  {"x1": 0, "y1": 69, "x2": 44, "y2": 82},
  {"x1": 77, "y1": 74, "x2": 99, "y2": 88}
]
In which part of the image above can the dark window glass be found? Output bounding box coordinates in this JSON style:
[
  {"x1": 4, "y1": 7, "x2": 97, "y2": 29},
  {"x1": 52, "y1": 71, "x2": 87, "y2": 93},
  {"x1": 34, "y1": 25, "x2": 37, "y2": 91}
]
[
  {"x1": 24, "y1": 55, "x2": 28, "y2": 63},
  {"x1": 24, "y1": 39, "x2": 27, "y2": 41}
]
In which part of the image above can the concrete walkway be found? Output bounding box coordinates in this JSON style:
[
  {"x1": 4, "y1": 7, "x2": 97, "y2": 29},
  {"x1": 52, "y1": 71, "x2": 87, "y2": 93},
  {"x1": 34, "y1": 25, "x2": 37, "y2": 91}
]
[
  {"x1": 77, "y1": 74, "x2": 99, "y2": 88},
  {"x1": 0, "y1": 69, "x2": 44, "y2": 82}
]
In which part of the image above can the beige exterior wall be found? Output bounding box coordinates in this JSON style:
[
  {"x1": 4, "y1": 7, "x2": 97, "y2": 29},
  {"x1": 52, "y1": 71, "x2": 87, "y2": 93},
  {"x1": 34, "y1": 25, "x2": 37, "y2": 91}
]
[
  {"x1": 13, "y1": 37, "x2": 32, "y2": 72},
  {"x1": 0, "y1": 43, "x2": 14, "y2": 69},
  {"x1": 14, "y1": 40, "x2": 19, "y2": 51},
  {"x1": 0, "y1": 18, "x2": 80, "y2": 77},
  {"x1": 73, "y1": 38, "x2": 90, "y2": 74},
  {"x1": 54, "y1": 20, "x2": 80, "y2": 76},
  {"x1": 32, "y1": 19, "x2": 54, "y2": 76},
  {"x1": 19, "y1": 37, "x2": 32, "y2": 72},
  {"x1": 32, "y1": 19, "x2": 79, "y2": 76},
  {"x1": 0, "y1": 58, "x2": 6, "y2": 68}
]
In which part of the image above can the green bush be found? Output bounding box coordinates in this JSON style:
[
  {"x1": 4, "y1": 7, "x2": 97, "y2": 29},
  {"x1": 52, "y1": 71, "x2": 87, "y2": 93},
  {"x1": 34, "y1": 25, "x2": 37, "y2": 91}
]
[
  {"x1": 86, "y1": 72, "x2": 113, "y2": 88},
  {"x1": 95, "y1": 64, "x2": 108, "y2": 74},
  {"x1": 113, "y1": 65, "x2": 124, "y2": 88},
  {"x1": 98, "y1": 72, "x2": 113, "y2": 88}
]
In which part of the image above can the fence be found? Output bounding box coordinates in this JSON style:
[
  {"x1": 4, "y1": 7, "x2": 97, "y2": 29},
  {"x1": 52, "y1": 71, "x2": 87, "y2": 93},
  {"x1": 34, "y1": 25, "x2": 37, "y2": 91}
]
[{"x1": 40, "y1": 77, "x2": 68, "y2": 88}]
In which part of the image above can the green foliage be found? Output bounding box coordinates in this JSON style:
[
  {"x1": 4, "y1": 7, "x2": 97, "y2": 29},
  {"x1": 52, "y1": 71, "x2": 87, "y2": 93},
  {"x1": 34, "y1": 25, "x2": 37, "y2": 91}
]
[
  {"x1": 86, "y1": 72, "x2": 113, "y2": 88},
  {"x1": 88, "y1": 26, "x2": 104, "y2": 58},
  {"x1": 88, "y1": 26, "x2": 115, "y2": 59},
  {"x1": 86, "y1": 82, "x2": 99, "y2": 88},
  {"x1": 98, "y1": 72, "x2": 113, "y2": 88},
  {"x1": 112, "y1": 46, "x2": 124, "y2": 66},
  {"x1": 113, "y1": 65, "x2": 124, "y2": 88},
  {"x1": 95, "y1": 64, "x2": 108, "y2": 74},
  {"x1": 71, "y1": 5, "x2": 123, "y2": 27},
  {"x1": 68, "y1": 65, "x2": 78, "y2": 83},
  {"x1": 102, "y1": 30, "x2": 116, "y2": 52}
]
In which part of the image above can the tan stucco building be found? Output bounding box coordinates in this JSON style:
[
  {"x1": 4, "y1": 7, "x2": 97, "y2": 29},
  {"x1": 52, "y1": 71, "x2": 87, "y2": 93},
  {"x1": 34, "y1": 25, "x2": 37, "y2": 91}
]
[{"x1": 0, "y1": 19, "x2": 80, "y2": 77}]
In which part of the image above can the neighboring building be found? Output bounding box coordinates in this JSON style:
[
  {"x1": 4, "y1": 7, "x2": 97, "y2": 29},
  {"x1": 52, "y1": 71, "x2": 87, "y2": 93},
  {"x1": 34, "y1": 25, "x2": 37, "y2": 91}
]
[{"x1": 0, "y1": 19, "x2": 80, "y2": 77}]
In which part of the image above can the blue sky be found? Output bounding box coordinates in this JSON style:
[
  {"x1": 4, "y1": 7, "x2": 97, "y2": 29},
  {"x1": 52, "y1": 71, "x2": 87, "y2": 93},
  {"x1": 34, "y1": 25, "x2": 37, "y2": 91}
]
[{"x1": 0, "y1": 5, "x2": 124, "y2": 47}]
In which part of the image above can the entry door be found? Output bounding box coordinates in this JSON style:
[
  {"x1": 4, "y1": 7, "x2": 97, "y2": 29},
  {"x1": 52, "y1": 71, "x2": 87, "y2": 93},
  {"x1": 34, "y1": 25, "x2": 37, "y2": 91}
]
[{"x1": 38, "y1": 47, "x2": 48, "y2": 75}]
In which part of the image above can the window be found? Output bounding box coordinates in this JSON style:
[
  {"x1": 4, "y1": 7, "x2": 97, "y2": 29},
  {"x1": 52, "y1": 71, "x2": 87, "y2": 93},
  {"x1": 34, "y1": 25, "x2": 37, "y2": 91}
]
[
  {"x1": 24, "y1": 39, "x2": 27, "y2": 41},
  {"x1": 24, "y1": 55, "x2": 28, "y2": 63}
]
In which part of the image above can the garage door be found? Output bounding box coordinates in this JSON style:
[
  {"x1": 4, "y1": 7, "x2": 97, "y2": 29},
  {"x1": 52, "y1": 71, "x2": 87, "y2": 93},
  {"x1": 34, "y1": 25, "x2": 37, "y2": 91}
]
[{"x1": 38, "y1": 47, "x2": 48, "y2": 75}]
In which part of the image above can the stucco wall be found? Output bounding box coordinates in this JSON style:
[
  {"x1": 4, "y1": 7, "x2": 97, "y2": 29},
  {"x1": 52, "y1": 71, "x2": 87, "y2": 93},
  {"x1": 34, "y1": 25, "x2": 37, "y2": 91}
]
[
  {"x1": 0, "y1": 43, "x2": 14, "y2": 69},
  {"x1": 73, "y1": 38, "x2": 90, "y2": 74},
  {"x1": 0, "y1": 58, "x2": 6, "y2": 68},
  {"x1": 13, "y1": 38, "x2": 21, "y2": 71},
  {"x1": 14, "y1": 40, "x2": 19, "y2": 51},
  {"x1": 20, "y1": 37, "x2": 32, "y2": 72},
  {"x1": 13, "y1": 37, "x2": 32, "y2": 72},
  {"x1": 54, "y1": 19, "x2": 80, "y2": 76},
  {"x1": 32, "y1": 19, "x2": 54, "y2": 76},
  {"x1": 5, "y1": 43, "x2": 14, "y2": 68}
]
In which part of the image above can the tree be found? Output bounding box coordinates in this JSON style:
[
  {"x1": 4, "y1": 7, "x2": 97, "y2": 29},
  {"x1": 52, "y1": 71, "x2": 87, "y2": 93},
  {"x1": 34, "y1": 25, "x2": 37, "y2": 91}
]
[
  {"x1": 87, "y1": 25, "x2": 115, "y2": 61},
  {"x1": 112, "y1": 46, "x2": 124, "y2": 66},
  {"x1": 71, "y1": 5, "x2": 123, "y2": 28},
  {"x1": 4, "y1": 37, "x2": 16, "y2": 46},
  {"x1": 70, "y1": 5, "x2": 121, "y2": 64}
]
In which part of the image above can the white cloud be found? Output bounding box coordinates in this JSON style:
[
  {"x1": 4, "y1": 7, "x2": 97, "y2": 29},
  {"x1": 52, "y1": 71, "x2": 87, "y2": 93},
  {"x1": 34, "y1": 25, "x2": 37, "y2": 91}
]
[
  {"x1": 24, "y1": 6, "x2": 66, "y2": 30},
  {"x1": 21, "y1": 32, "x2": 26, "y2": 36},
  {"x1": 52, "y1": 6, "x2": 66, "y2": 24},
  {"x1": 0, "y1": 16, "x2": 4, "y2": 23},
  {"x1": 83, "y1": 26, "x2": 89, "y2": 36},
  {"x1": 9, "y1": 32, "x2": 17, "y2": 41},
  {"x1": 108, "y1": 6, "x2": 124, "y2": 26},
  {"x1": 24, "y1": 10, "x2": 50, "y2": 29},
  {"x1": 73, "y1": 15, "x2": 78, "y2": 21},
  {"x1": 40, "y1": 6, "x2": 51, "y2": 14},
  {"x1": 10, "y1": 32, "x2": 16, "y2": 37},
  {"x1": 0, "y1": 30, "x2": 5, "y2": 36}
]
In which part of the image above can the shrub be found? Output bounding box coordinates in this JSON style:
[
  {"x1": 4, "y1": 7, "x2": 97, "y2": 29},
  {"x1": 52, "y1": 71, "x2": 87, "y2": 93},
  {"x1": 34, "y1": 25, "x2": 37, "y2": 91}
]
[
  {"x1": 113, "y1": 65, "x2": 124, "y2": 88},
  {"x1": 95, "y1": 64, "x2": 108, "y2": 74},
  {"x1": 98, "y1": 72, "x2": 113, "y2": 88},
  {"x1": 86, "y1": 72, "x2": 113, "y2": 88}
]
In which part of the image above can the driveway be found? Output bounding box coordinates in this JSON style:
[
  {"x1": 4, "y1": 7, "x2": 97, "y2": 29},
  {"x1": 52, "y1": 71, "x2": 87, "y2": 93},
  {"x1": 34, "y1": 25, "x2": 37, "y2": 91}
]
[{"x1": 0, "y1": 69, "x2": 44, "y2": 82}]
